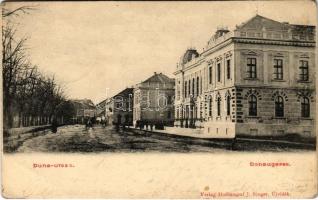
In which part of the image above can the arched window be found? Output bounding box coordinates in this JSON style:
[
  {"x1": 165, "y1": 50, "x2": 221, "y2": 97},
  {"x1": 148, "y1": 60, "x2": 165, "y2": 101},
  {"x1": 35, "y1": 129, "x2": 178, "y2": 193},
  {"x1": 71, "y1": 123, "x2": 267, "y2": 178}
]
[
  {"x1": 196, "y1": 77, "x2": 199, "y2": 97},
  {"x1": 217, "y1": 63, "x2": 221, "y2": 82},
  {"x1": 209, "y1": 97, "x2": 212, "y2": 117},
  {"x1": 184, "y1": 81, "x2": 187, "y2": 98},
  {"x1": 301, "y1": 97, "x2": 310, "y2": 118},
  {"x1": 275, "y1": 96, "x2": 284, "y2": 117},
  {"x1": 192, "y1": 78, "x2": 195, "y2": 97},
  {"x1": 226, "y1": 95, "x2": 231, "y2": 116},
  {"x1": 217, "y1": 97, "x2": 221, "y2": 116},
  {"x1": 248, "y1": 95, "x2": 257, "y2": 116},
  {"x1": 209, "y1": 65, "x2": 212, "y2": 84},
  {"x1": 188, "y1": 80, "x2": 191, "y2": 97},
  {"x1": 200, "y1": 78, "x2": 203, "y2": 94}
]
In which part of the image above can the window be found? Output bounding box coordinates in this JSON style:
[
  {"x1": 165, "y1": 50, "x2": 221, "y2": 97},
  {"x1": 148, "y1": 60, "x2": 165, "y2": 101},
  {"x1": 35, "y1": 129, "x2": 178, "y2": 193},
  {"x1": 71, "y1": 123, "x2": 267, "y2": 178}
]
[
  {"x1": 200, "y1": 78, "x2": 202, "y2": 94},
  {"x1": 226, "y1": 59, "x2": 231, "y2": 79},
  {"x1": 184, "y1": 81, "x2": 187, "y2": 98},
  {"x1": 192, "y1": 78, "x2": 195, "y2": 97},
  {"x1": 115, "y1": 102, "x2": 122, "y2": 109},
  {"x1": 273, "y1": 59, "x2": 283, "y2": 80},
  {"x1": 217, "y1": 97, "x2": 221, "y2": 116},
  {"x1": 248, "y1": 95, "x2": 257, "y2": 116},
  {"x1": 209, "y1": 65, "x2": 212, "y2": 84},
  {"x1": 226, "y1": 96, "x2": 231, "y2": 116},
  {"x1": 196, "y1": 77, "x2": 199, "y2": 97},
  {"x1": 167, "y1": 96, "x2": 172, "y2": 104},
  {"x1": 247, "y1": 32, "x2": 255, "y2": 37},
  {"x1": 275, "y1": 96, "x2": 284, "y2": 117},
  {"x1": 188, "y1": 80, "x2": 191, "y2": 96},
  {"x1": 301, "y1": 97, "x2": 310, "y2": 118},
  {"x1": 299, "y1": 60, "x2": 309, "y2": 81},
  {"x1": 217, "y1": 63, "x2": 221, "y2": 82},
  {"x1": 126, "y1": 101, "x2": 130, "y2": 111},
  {"x1": 247, "y1": 58, "x2": 257, "y2": 79},
  {"x1": 167, "y1": 111, "x2": 171, "y2": 119},
  {"x1": 209, "y1": 97, "x2": 212, "y2": 117}
]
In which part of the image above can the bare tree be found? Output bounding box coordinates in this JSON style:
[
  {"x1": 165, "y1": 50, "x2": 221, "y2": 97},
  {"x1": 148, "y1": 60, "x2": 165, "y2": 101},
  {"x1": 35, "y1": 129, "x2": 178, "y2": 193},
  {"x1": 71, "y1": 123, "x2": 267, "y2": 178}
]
[
  {"x1": 2, "y1": 5, "x2": 36, "y2": 18},
  {"x1": 3, "y1": 5, "x2": 69, "y2": 129}
]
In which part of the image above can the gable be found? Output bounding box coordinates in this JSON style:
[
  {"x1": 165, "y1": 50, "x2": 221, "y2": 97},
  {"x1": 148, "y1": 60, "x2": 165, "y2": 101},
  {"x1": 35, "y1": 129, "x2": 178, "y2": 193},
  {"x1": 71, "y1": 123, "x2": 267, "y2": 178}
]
[{"x1": 236, "y1": 15, "x2": 289, "y2": 32}]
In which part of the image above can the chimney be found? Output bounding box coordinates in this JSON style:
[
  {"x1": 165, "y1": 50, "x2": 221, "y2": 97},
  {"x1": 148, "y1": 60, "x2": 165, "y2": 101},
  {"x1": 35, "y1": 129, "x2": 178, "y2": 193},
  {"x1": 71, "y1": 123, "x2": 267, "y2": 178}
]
[{"x1": 192, "y1": 53, "x2": 196, "y2": 59}]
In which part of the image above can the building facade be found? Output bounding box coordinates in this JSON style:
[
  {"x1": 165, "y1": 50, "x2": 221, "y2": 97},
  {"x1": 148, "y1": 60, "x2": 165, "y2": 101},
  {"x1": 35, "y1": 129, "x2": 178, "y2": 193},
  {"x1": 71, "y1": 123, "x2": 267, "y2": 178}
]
[
  {"x1": 174, "y1": 15, "x2": 316, "y2": 138},
  {"x1": 71, "y1": 99, "x2": 96, "y2": 124},
  {"x1": 103, "y1": 88, "x2": 134, "y2": 126},
  {"x1": 133, "y1": 72, "x2": 175, "y2": 126}
]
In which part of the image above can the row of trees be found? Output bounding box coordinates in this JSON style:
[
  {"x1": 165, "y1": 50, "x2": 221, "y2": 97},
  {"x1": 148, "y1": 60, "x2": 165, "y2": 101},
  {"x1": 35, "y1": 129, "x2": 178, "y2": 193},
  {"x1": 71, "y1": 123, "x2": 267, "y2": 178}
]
[{"x1": 2, "y1": 6, "x2": 75, "y2": 129}]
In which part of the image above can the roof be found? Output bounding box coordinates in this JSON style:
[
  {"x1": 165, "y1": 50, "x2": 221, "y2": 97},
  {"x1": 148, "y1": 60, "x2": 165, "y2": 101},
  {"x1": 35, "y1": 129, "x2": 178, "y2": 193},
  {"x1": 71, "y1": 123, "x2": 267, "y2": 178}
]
[
  {"x1": 236, "y1": 14, "x2": 288, "y2": 30},
  {"x1": 71, "y1": 99, "x2": 95, "y2": 109},
  {"x1": 236, "y1": 14, "x2": 315, "y2": 33},
  {"x1": 180, "y1": 49, "x2": 199, "y2": 65},
  {"x1": 96, "y1": 88, "x2": 134, "y2": 109},
  {"x1": 114, "y1": 87, "x2": 134, "y2": 97},
  {"x1": 142, "y1": 72, "x2": 174, "y2": 84}
]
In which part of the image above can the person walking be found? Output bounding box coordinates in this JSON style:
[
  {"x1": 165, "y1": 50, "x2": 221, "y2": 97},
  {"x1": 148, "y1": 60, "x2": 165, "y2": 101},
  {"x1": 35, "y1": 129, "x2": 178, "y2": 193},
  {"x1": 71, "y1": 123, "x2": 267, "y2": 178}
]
[{"x1": 51, "y1": 116, "x2": 58, "y2": 133}]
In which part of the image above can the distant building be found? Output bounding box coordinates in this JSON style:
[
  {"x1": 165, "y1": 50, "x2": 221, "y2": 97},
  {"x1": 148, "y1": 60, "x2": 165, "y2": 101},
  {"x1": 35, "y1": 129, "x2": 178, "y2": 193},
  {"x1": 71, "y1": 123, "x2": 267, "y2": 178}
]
[
  {"x1": 133, "y1": 72, "x2": 175, "y2": 126},
  {"x1": 174, "y1": 15, "x2": 315, "y2": 138},
  {"x1": 104, "y1": 98, "x2": 114, "y2": 125},
  {"x1": 70, "y1": 99, "x2": 96, "y2": 124},
  {"x1": 95, "y1": 99, "x2": 107, "y2": 122},
  {"x1": 102, "y1": 88, "x2": 134, "y2": 126}
]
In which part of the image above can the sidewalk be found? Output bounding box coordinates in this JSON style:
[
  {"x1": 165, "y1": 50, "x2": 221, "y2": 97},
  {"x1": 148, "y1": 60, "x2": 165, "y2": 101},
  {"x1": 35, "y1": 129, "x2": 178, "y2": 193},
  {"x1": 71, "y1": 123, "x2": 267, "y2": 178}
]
[
  {"x1": 128, "y1": 126, "x2": 316, "y2": 147},
  {"x1": 5, "y1": 125, "x2": 51, "y2": 136},
  {"x1": 129, "y1": 126, "x2": 220, "y2": 139}
]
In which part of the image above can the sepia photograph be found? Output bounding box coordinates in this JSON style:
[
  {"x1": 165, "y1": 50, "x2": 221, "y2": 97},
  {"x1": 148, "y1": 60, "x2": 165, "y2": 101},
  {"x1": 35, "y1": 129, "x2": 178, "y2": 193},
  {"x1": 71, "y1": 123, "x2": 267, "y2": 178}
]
[{"x1": 1, "y1": 1, "x2": 317, "y2": 198}]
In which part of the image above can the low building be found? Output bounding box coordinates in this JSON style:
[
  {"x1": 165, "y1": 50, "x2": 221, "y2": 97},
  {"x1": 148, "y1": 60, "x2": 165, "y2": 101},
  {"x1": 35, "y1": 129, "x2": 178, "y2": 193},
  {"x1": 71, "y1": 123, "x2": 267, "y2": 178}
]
[
  {"x1": 103, "y1": 88, "x2": 134, "y2": 126},
  {"x1": 133, "y1": 72, "x2": 175, "y2": 126},
  {"x1": 70, "y1": 99, "x2": 96, "y2": 124}
]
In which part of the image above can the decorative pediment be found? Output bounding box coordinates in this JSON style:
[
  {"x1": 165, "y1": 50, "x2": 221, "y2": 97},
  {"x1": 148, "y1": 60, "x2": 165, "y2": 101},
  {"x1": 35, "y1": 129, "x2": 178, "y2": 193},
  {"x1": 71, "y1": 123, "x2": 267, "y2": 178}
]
[
  {"x1": 242, "y1": 50, "x2": 259, "y2": 56},
  {"x1": 224, "y1": 51, "x2": 233, "y2": 58},
  {"x1": 215, "y1": 56, "x2": 223, "y2": 62},
  {"x1": 215, "y1": 92, "x2": 221, "y2": 101},
  {"x1": 247, "y1": 51, "x2": 258, "y2": 56},
  {"x1": 225, "y1": 90, "x2": 231, "y2": 98},
  {"x1": 300, "y1": 53, "x2": 309, "y2": 58},
  {"x1": 273, "y1": 52, "x2": 284, "y2": 57},
  {"x1": 207, "y1": 59, "x2": 214, "y2": 65}
]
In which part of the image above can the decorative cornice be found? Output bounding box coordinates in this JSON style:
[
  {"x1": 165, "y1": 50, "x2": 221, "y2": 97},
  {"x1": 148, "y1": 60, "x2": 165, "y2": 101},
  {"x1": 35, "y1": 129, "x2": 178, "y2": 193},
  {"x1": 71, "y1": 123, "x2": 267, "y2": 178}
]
[
  {"x1": 233, "y1": 37, "x2": 315, "y2": 47},
  {"x1": 174, "y1": 36, "x2": 315, "y2": 75}
]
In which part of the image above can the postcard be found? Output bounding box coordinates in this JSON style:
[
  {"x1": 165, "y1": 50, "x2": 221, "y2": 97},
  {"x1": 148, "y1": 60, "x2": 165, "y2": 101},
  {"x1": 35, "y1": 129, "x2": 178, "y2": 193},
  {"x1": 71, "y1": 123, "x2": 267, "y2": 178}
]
[{"x1": 1, "y1": 1, "x2": 317, "y2": 198}]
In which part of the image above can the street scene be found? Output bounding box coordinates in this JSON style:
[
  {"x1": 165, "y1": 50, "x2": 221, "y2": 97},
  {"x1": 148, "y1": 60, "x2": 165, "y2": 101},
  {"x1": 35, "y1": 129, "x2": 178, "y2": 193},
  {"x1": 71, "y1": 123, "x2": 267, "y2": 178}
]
[
  {"x1": 2, "y1": 3, "x2": 316, "y2": 153},
  {"x1": 4, "y1": 124, "x2": 315, "y2": 153}
]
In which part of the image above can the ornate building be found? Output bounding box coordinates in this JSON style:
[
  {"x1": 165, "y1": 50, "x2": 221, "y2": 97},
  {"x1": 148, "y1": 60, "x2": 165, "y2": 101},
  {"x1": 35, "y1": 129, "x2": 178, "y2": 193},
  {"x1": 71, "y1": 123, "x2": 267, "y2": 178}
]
[
  {"x1": 174, "y1": 15, "x2": 315, "y2": 138},
  {"x1": 133, "y1": 72, "x2": 175, "y2": 126}
]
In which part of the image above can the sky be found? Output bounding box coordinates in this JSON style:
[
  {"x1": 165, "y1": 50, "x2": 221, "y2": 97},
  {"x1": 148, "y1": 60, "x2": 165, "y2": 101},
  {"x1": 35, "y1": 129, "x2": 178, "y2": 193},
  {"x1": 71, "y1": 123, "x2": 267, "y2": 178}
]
[{"x1": 4, "y1": 1, "x2": 317, "y2": 104}]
